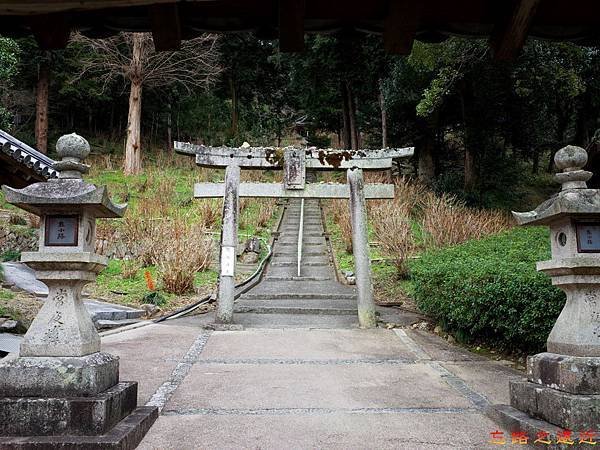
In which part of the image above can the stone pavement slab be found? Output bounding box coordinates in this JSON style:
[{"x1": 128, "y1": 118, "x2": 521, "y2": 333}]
[
  {"x1": 96, "y1": 322, "x2": 524, "y2": 449},
  {"x1": 138, "y1": 411, "x2": 500, "y2": 450},
  {"x1": 167, "y1": 362, "x2": 472, "y2": 410},
  {"x1": 199, "y1": 329, "x2": 415, "y2": 360},
  {"x1": 440, "y1": 361, "x2": 523, "y2": 405},
  {"x1": 101, "y1": 321, "x2": 200, "y2": 404}
]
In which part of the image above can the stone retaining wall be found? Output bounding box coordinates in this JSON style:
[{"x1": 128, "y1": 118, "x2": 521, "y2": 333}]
[{"x1": 0, "y1": 225, "x2": 38, "y2": 255}]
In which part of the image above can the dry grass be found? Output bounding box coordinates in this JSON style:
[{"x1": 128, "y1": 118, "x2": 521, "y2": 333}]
[
  {"x1": 328, "y1": 199, "x2": 353, "y2": 252},
  {"x1": 121, "y1": 259, "x2": 141, "y2": 279},
  {"x1": 326, "y1": 175, "x2": 513, "y2": 277},
  {"x1": 421, "y1": 192, "x2": 513, "y2": 248},
  {"x1": 256, "y1": 199, "x2": 277, "y2": 228},
  {"x1": 370, "y1": 200, "x2": 414, "y2": 277},
  {"x1": 122, "y1": 214, "x2": 213, "y2": 294},
  {"x1": 197, "y1": 199, "x2": 220, "y2": 229},
  {"x1": 157, "y1": 220, "x2": 213, "y2": 294}
]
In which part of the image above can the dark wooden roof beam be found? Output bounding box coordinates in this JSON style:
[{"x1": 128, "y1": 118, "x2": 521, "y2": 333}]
[
  {"x1": 490, "y1": 0, "x2": 541, "y2": 61},
  {"x1": 279, "y1": 0, "x2": 305, "y2": 52},
  {"x1": 149, "y1": 3, "x2": 181, "y2": 50},
  {"x1": 384, "y1": 0, "x2": 421, "y2": 54},
  {"x1": 29, "y1": 13, "x2": 71, "y2": 49}
]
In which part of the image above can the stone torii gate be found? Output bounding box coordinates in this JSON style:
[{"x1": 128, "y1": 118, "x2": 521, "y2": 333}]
[{"x1": 176, "y1": 143, "x2": 413, "y2": 328}]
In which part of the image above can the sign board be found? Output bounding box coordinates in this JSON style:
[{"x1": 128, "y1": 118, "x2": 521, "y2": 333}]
[
  {"x1": 576, "y1": 221, "x2": 600, "y2": 253},
  {"x1": 220, "y1": 245, "x2": 236, "y2": 277},
  {"x1": 44, "y1": 215, "x2": 79, "y2": 246}
]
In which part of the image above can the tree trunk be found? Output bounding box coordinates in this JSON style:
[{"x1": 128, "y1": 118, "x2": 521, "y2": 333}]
[
  {"x1": 378, "y1": 79, "x2": 388, "y2": 149},
  {"x1": 124, "y1": 80, "x2": 143, "y2": 175},
  {"x1": 532, "y1": 146, "x2": 540, "y2": 174},
  {"x1": 341, "y1": 82, "x2": 351, "y2": 149},
  {"x1": 167, "y1": 102, "x2": 173, "y2": 153},
  {"x1": 124, "y1": 34, "x2": 144, "y2": 176},
  {"x1": 416, "y1": 116, "x2": 436, "y2": 184},
  {"x1": 347, "y1": 81, "x2": 358, "y2": 150},
  {"x1": 35, "y1": 57, "x2": 50, "y2": 154},
  {"x1": 230, "y1": 76, "x2": 238, "y2": 137},
  {"x1": 460, "y1": 87, "x2": 477, "y2": 191}
]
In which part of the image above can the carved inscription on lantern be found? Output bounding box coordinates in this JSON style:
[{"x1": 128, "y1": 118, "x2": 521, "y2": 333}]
[
  {"x1": 576, "y1": 221, "x2": 600, "y2": 253},
  {"x1": 45, "y1": 215, "x2": 79, "y2": 246}
]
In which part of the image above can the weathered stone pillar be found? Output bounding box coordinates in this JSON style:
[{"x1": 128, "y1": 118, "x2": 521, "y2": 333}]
[
  {"x1": 491, "y1": 145, "x2": 600, "y2": 438},
  {"x1": 216, "y1": 163, "x2": 240, "y2": 323},
  {"x1": 0, "y1": 133, "x2": 157, "y2": 449},
  {"x1": 347, "y1": 167, "x2": 377, "y2": 328}
]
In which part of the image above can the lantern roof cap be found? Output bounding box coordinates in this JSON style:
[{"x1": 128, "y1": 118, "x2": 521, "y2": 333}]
[{"x1": 1, "y1": 133, "x2": 126, "y2": 218}]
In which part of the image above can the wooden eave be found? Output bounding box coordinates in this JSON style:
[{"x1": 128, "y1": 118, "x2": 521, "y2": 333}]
[{"x1": 1, "y1": 0, "x2": 600, "y2": 58}]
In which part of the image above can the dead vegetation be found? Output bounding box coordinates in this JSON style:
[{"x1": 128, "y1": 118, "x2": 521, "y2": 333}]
[{"x1": 327, "y1": 175, "x2": 513, "y2": 277}]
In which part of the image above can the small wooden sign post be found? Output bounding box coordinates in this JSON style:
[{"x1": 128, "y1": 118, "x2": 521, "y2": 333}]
[{"x1": 177, "y1": 143, "x2": 413, "y2": 328}]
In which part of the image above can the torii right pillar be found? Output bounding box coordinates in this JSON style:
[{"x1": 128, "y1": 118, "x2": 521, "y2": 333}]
[{"x1": 490, "y1": 145, "x2": 600, "y2": 440}]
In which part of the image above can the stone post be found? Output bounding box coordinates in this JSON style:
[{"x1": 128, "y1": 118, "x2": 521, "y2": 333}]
[
  {"x1": 347, "y1": 167, "x2": 377, "y2": 328},
  {"x1": 216, "y1": 163, "x2": 240, "y2": 323},
  {"x1": 0, "y1": 133, "x2": 157, "y2": 449},
  {"x1": 491, "y1": 145, "x2": 600, "y2": 437}
]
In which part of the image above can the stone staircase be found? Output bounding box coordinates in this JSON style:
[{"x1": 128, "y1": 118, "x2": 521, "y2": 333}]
[{"x1": 235, "y1": 199, "x2": 357, "y2": 317}]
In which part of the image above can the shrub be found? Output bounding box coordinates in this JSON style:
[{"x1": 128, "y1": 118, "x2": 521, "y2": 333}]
[
  {"x1": 409, "y1": 226, "x2": 565, "y2": 353},
  {"x1": 1, "y1": 250, "x2": 20, "y2": 262}
]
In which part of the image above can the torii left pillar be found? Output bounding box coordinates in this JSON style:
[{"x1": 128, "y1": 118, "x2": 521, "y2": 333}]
[
  {"x1": 216, "y1": 163, "x2": 240, "y2": 323},
  {"x1": 348, "y1": 167, "x2": 376, "y2": 327}
]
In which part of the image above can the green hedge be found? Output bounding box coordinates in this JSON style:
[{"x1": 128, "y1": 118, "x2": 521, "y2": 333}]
[{"x1": 409, "y1": 227, "x2": 565, "y2": 353}]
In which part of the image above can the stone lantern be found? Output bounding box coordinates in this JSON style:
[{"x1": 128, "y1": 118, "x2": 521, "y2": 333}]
[
  {"x1": 492, "y1": 145, "x2": 600, "y2": 436},
  {"x1": 0, "y1": 134, "x2": 157, "y2": 449}
]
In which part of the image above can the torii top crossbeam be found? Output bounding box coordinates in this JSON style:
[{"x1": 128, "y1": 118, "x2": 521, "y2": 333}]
[{"x1": 175, "y1": 142, "x2": 413, "y2": 170}]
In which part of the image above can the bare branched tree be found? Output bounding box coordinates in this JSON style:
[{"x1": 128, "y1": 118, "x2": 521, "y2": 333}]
[{"x1": 72, "y1": 32, "x2": 221, "y2": 175}]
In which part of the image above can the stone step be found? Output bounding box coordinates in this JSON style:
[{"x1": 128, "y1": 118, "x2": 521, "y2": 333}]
[
  {"x1": 277, "y1": 240, "x2": 327, "y2": 246},
  {"x1": 270, "y1": 260, "x2": 330, "y2": 267},
  {"x1": 273, "y1": 251, "x2": 327, "y2": 258},
  {"x1": 278, "y1": 235, "x2": 325, "y2": 242},
  {"x1": 240, "y1": 292, "x2": 355, "y2": 301},
  {"x1": 95, "y1": 318, "x2": 145, "y2": 330},
  {"x1": 265, "y1": 265, "x2": 335, "y2": 278},
  {"x1": 274, "y1": 245, "x2": 327, "y2": 253},
  {"x1": 0, "y1": 333, "x2": 22, "y2": 355},
  {"x1": 231, "y1": 313, "x2": 358, "y2": 328},
  {"x1": 85, "y1": 300, "x2": 145, "y2": 322},
  {"x1": 234, "y1": 304, "x2": 357, "y2": 316},
  {"x1": 264, "y1": 276, "x2": 332, "y2": 282},
  {"x1": 278, "y1": 231, "x2": 324, "y2": 238}
]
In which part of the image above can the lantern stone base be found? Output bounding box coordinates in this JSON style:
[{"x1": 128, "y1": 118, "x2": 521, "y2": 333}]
[
  {"x1": 0, "y1": 382, "x2": 137, "y2": 436},
  {"x1": 488, "y1": 404, "x2": 574, "y2": 450},
  {"x1": 0, "y1": 353, "x2": 158, "y2": 449},
  {"x1": 509, "y1": 380, "x2": 600, "y2": 430},
  {"x1": 489, "y1": 352, "x2": 600, "y2": 445},
  {"x1": 528, "y1": 352, "x2": 600, "y2": 394},
  {"x1": 0, "y1": 352, "x2": 119, "y2": 397},
  {"x1": 0, "y1": 406, "x2": 157, "y2": 450}
]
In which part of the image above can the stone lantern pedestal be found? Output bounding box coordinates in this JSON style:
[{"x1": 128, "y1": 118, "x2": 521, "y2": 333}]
[
  {"x1": 0, "y1": 134, "x2": 157, "y2": 449},
  {"x1": 490, "y1": 146, "x2": 600, "y2": 443}
]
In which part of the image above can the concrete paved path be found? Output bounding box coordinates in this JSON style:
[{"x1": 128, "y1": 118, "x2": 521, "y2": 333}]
[{"x1": 101, "y1": 316, "x2": 522, "y2": 449}]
